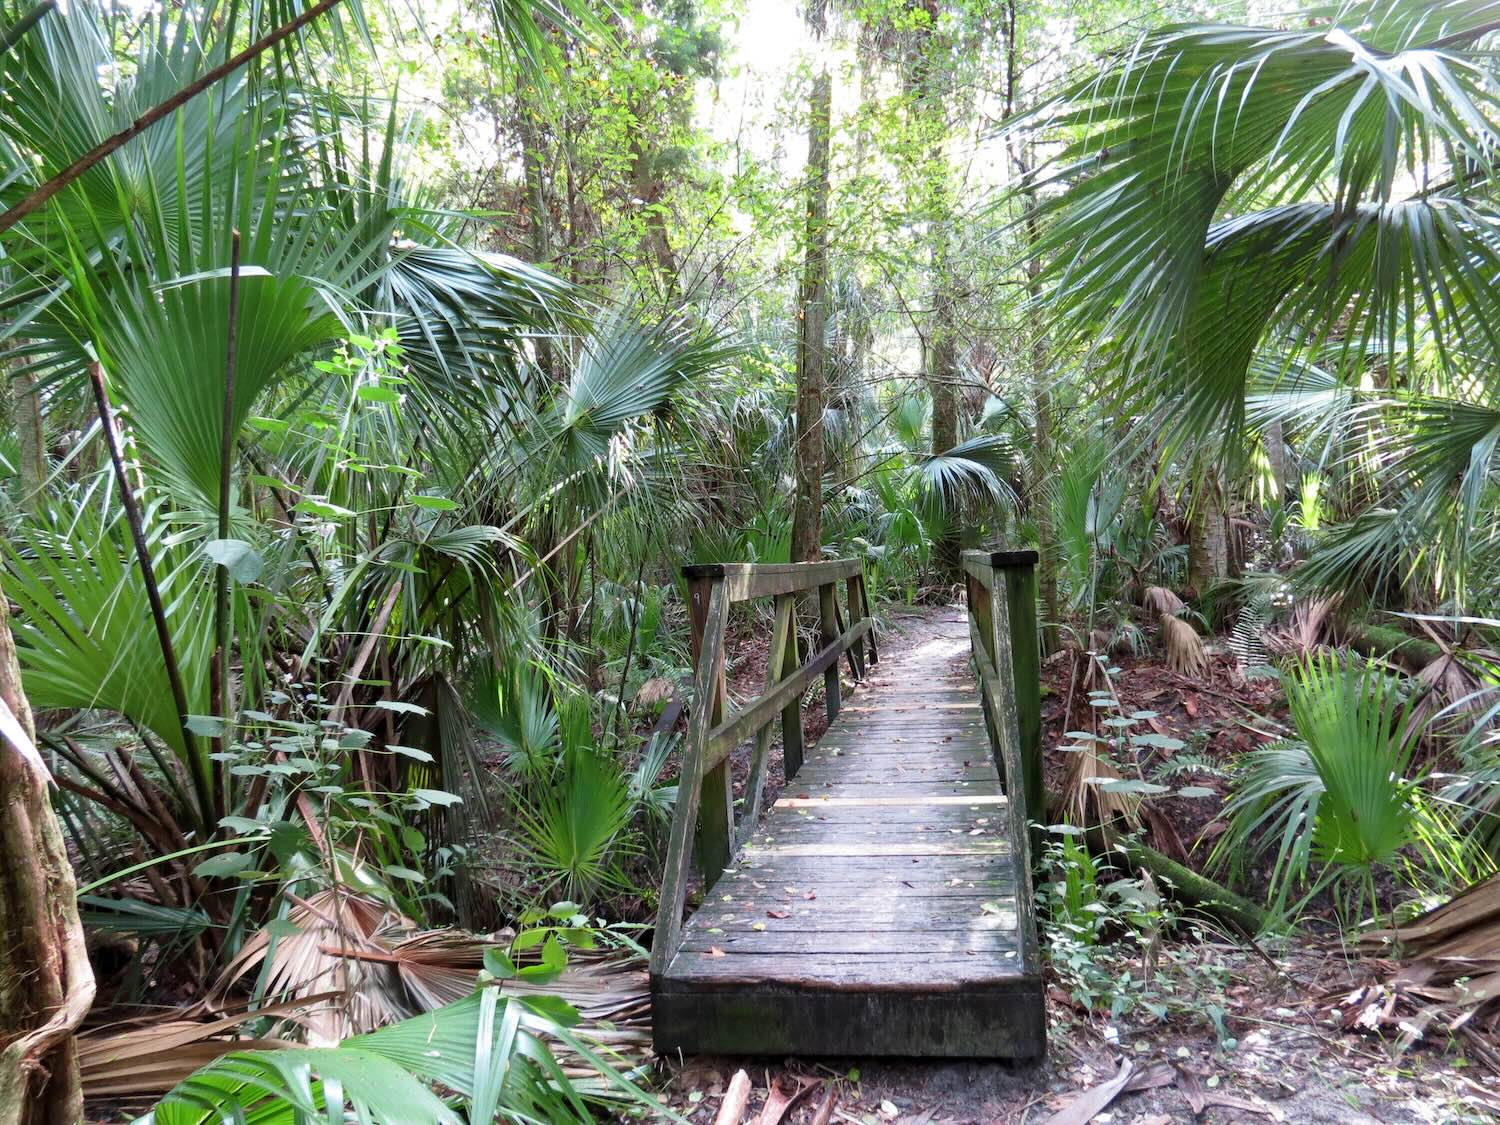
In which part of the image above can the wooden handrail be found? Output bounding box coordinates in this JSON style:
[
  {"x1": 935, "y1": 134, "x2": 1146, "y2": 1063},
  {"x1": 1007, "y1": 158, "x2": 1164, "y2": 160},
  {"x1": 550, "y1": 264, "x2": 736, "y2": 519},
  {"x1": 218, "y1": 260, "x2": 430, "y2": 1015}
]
[
  {"x1": 650, "y1": 559, "x2": 877, "y2": 977},
  {"x1": 962, "y1": 549, "x2": 1044, "y2": 977}
]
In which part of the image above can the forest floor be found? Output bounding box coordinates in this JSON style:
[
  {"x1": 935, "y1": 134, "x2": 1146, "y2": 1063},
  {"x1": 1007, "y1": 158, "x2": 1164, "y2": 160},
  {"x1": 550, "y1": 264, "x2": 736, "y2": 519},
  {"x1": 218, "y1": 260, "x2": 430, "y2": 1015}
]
[{"x1": 656, "y1": 605, "x2": 1500, "y2": 1125}]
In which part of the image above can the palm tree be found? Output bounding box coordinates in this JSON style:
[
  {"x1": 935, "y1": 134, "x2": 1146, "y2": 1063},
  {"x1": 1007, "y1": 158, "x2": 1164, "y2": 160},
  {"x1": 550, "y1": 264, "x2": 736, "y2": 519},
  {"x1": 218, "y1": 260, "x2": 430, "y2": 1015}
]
[{"x1": 1020, "y1": 0, "x2": 1500, "y2": 609}]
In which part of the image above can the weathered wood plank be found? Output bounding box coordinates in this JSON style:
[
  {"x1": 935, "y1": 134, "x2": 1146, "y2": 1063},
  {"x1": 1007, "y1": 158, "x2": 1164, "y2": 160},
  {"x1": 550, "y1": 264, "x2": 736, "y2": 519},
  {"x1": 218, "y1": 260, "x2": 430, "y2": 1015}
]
[
  {"x1": 701, "y1": 617, "x2": 871, "y2": 765},
  {"x1": 681, "y1": 559, "x2": 862, "y2": 601},
  {"x1": 649, "y1": 578, "x2": 729, "y2": 977},
  {"x1": 653, "y1": 976, "x2": 1044, "y2": 1058}
]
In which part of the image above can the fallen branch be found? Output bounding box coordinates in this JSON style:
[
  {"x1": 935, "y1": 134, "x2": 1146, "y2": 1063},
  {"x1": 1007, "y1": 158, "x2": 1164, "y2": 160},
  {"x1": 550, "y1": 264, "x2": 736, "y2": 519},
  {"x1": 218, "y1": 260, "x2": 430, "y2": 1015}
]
[
  {"x1": 1086, "y1": 824, "x2": 1274, "y2": 935},
  {"x1": 714, "y1": 1069, "x2": 752, "y2": 1125}
]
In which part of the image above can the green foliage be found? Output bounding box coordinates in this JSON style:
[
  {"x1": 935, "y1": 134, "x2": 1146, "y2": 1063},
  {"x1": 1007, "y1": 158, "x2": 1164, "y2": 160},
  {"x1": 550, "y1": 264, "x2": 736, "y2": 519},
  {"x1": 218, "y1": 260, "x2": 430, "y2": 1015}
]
[
  {"x1": 1038, "y1": 829, "x2": 1236, "y2": 1043},
  {"x1": 146, "y1": 983, "x2": 672, "y2": 1124},
  {"x1": 516, "y1": 746, "x2": 637, "y2": 905},
  {"x1": 1216, "y1": 654, "x2": 1483, "y2": 922}
]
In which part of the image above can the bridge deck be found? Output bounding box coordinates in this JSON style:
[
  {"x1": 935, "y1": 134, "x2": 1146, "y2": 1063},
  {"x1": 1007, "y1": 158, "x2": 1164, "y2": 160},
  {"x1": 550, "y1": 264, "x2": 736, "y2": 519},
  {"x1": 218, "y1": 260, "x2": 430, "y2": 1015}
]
[{"x1": 652, "y1": 614, "x2": 1044, "y2": 1058}]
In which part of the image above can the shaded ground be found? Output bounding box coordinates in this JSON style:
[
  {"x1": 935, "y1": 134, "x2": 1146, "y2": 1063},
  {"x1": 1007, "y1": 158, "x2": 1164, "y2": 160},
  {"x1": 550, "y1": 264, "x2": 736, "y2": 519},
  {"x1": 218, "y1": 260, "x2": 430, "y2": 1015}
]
[{"x1": 652, "y1": 607, "x2": 1500, "y2": 1124}]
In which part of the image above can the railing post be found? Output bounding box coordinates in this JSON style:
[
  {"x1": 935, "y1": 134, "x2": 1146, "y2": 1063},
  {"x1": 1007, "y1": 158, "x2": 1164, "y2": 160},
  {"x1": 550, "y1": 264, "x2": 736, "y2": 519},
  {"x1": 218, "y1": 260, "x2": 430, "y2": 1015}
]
[
  {"x1": 687, "y1": 574, "x2": 733, "y2": 888},
  {"x1": 845, "y1": 573, "x2": 866, "y2": 681},
  {"x1": 651, "y1": 574, "x2": 730, "y2": 977},
  {"x1": 859, "y1": 571, "x2": 878, "y2": 666},
  {"x1": 817, "y1": 582, "x2": 841, "y2": 723},
  {"x1": 991, "y1": 551, "x2": 1045, "y2": 831},
  {"x1": 965, "y1": 565, "x2": 1000, "y2": 755},
  {"x1": 779, "y1": 603, "x2": 805, "y2": 778},
  {"x1": 741, "y1": 593, "x2": 794, "y2": 843}
]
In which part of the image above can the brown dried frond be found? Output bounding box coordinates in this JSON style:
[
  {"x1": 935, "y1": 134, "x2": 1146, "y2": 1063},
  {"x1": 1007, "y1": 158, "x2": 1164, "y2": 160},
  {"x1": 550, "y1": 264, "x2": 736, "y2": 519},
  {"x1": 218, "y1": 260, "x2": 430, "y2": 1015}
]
[
  {"x1": 1265, "y1": 595, "x2": 1340, "y2": 657},
  {"x1": 1143, "y1": 585, "x2": 1185, "y2": 617},
  {"x1": 633, "y1": 677, "x2": 676, "y2": 708},
  {"x1": 1409, "y1": 646, "x2": 1500, "y2": 740},
  {"x1": 1160, "y1": 614, "x2": 1208, "y2": 678},
  {"x1": 1061, "y1": 734, "x2": 1141, "y2": 830},
  {"x1": 213, "y1": 887, "x2": 411, "y2": 1041},
  {"x1": 78, "y1": 994, "x2": 322, "y2": 1096}
]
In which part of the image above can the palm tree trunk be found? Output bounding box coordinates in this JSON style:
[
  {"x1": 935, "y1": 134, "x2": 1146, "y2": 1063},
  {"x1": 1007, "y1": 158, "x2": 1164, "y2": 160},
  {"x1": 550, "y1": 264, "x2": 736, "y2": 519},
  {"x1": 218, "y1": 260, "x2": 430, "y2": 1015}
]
[
  {"x1": 789, "y1": 67, "x2": 832, "y2": 565},
  {"x1": 0, "y1": 597, "x2": 95, "y2": 1125},
  {"x1": 12, "y1": 369, "x2": 45, "y2": 514},
  {"x1": 1188, "y1": 469, "x2": 1228, "y2": 593}
]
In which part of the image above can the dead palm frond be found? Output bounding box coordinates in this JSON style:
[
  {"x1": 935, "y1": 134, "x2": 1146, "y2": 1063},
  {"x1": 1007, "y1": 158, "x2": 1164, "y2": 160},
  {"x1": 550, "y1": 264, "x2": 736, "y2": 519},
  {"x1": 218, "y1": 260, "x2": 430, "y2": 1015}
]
[
  {"x1": 1061, "y1": 734, "x2": 1141, "y2": 830},
  {"x1": 78, "y1": 994, "x2": 331, "y2": 1097},
  {"x1": 1160, "y1": 614, "x2": 1208, "y2": 678},
  {"x1": 1142, "y1": 585, "x2": 1185, "y2": 617},
  {"x1": 1265, "y1": 596, "x2": 1341, "y2": 658},
  {"x1": 214, "y1": 888, "x2": 412, "y2": 1042}
]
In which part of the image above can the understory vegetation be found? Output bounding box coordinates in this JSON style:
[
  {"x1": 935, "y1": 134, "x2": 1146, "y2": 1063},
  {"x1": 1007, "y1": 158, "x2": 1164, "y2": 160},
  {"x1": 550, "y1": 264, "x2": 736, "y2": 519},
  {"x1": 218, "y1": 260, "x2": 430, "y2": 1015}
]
[{"x1": 2, "y1": 0, "x2": 1500, "y2": 1120}]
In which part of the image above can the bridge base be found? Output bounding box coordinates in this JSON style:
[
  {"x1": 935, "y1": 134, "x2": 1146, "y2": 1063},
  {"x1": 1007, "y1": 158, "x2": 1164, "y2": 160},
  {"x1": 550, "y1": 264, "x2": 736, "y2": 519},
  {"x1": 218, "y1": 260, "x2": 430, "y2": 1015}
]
[{"x1": 652, "y1": 972, "x2": 1044, "y2": 1059}]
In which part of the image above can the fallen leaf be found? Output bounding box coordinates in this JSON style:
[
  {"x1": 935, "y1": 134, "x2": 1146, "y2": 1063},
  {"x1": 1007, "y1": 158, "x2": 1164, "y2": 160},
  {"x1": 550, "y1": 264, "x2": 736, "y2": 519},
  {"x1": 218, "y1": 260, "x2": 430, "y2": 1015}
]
[
  {"x1": 709, "y1": 946, "x2": 726, "y2": 957},
  {"x1": 768, "y1": 909, "x2": 790, "y2": 919}
]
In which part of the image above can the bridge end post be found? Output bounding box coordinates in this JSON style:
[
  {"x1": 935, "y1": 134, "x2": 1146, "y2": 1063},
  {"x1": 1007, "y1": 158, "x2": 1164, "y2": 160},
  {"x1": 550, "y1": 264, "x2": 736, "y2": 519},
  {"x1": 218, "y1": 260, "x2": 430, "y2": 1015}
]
[
  {"x1": 687, "y1": 573, "x2": 733, "y2": 888},
  {"x1": 817, "y1": 582, "x2": 842, "y2": 723},
  {"x1": 990, "y1": 551, "x2": 1045, "y2": 834}
]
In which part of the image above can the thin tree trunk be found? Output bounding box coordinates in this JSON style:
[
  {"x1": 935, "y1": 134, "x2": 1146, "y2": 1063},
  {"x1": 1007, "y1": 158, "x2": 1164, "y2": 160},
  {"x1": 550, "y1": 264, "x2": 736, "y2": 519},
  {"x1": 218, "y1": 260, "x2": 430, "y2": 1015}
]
[
  {"x1": 518, "y1": 95, "x2": 558, "y2": 381},
  {"x1": 928, "y1": 241, "x2": 961, "y2": 583},
  {"x1": 1002, "y1": 1, "x2": 1059, "y2": 651},
  {"x1": 0, "y1": 597, "x2": 95, "y2": 1125},
  {"x1": 1266, "y1": 418, "x2": 1288, "y2": 504},
  {"x1": 789, "y1": 68, "x2": 833, "y2": 565},
  {"x1": 13, "y1": 369, "x2": 45, "y2": 515}
]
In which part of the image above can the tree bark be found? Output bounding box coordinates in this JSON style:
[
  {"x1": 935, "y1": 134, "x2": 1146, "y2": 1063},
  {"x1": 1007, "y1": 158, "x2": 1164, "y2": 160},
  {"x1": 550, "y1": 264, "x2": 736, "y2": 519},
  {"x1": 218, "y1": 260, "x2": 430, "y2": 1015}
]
[
  {"x1": 928, "y1": 244, "x2": 961, "y2": 582},
  {"x1": 1001, "y1": 0, "x2": 1059, "y2": 651},
  {"x1": 1187, "y1": 469, "x2": 1228, "y2": 593},
  {"x1": 0, "y1": 596, "x2": 95, "y2": 1125},
  {"x1": 518, "y1": 93, "x2": 559, "y2": 381},
  {"x1": 1265, "y1": 418, "x2": 1288, "y2": 504},
  {"x1": 789, "y1": 68, "x2": 833, "y2": 565},
  {"x1": 12, "y1": 369, "x2": 45, "y2": 515}
]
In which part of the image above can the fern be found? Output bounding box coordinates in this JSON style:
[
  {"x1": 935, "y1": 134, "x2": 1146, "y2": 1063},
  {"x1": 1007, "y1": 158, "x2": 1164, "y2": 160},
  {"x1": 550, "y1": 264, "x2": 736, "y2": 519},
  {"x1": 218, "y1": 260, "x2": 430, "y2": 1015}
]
[
  {"x1": 1150, "y1": 752, "x2": 1231, "y2": 782},
  {"x1": 1229, "y1": 592, "x2": 1273, "y2": 672}
]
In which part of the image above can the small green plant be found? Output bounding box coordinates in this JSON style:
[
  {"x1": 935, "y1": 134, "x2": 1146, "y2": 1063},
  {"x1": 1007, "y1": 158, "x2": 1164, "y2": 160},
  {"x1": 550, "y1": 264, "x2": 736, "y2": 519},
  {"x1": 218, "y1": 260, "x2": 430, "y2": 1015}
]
[
  {"x1": 1215, "y1": 654, "x2": 1484, "y2": 924},
  {"x1": 1038, "y1": 828, "x2": 1235, "y2": 1042},
  {"x1": 515, "y1": 744, "x2": 638, "y2": 905}
]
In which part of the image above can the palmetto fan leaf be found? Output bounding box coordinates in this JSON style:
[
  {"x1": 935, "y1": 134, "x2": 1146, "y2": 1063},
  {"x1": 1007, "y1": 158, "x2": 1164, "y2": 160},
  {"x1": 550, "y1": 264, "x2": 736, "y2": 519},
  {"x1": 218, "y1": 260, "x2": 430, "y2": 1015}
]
[
  {"x1": 1021, "y1": 1, "x2": 1500, "y2": 436},
  {"x1": 547, "y1": 314, "x2": 736, "y2": 472},
  {"x1": 911, "y1": 434, "x2": 1018, "y2": 510},
  {"x1": 144, "y1": 988, "x2": 670, "y2": 1124},
  {"x1": 1, "y1": 508, "x2": 213, "y2": 759}
]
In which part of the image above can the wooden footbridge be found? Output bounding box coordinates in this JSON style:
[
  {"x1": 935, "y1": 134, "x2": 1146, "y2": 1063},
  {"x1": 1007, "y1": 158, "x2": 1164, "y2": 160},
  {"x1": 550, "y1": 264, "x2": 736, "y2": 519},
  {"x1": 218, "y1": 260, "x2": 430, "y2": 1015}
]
[{"x1": 650, "y1": 552, "x2": 1045, "y2": 1059}]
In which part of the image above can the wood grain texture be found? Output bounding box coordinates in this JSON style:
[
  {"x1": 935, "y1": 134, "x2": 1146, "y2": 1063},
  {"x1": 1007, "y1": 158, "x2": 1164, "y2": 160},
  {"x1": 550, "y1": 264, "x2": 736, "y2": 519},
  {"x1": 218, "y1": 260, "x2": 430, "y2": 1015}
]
[{"x1": 653, "y1": 612, "x2": 1043, "y2": 1059}]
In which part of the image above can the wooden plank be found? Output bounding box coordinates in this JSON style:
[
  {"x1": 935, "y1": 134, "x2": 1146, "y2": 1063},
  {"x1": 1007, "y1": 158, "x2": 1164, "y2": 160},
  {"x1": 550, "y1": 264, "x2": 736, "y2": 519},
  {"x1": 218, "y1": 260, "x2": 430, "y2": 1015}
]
[
  {"x1": 817, "y1": 582, "x2": 841, "y2": 723},
  {"x1": 652, "y1": 977, "x2": 1045, "y2": 1058},
  {"x1": 997, "y1": 553, "x2": 1046, "y2": 842},
  {"x1": 774, "y1": 794, "x2": 1007, "y2": 808},
  {"x1": 665, "y1": 949, "x2": 1029, "y2": 987},
  {"x1": 678, "y1": 928, "x2": 1020, "y2": 956},
  {"x1": 857, "y1": 572, "x2": 878, "y2": 665},
  {"x1": 780, "y1": 604, "x2": 805, "y2": 778},
  {"x1": 654, "y1": 604, "x2": 1043, "y2": 1060},
  {"x1": 845, "y1": 574, "x2": 866, "y2": 680},
  {"x1": 742, "y1": 841, "x2": 1010, "y2": 858},
  {"x1": 692, "y1": 578, "x2": 734, "y2": 891},
  {"x1": 681, "y1": 559, "x2": 862, "y2": 602},
  {"x1": 738, "y1": 593, "x2": 794, "y2": 848}
]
